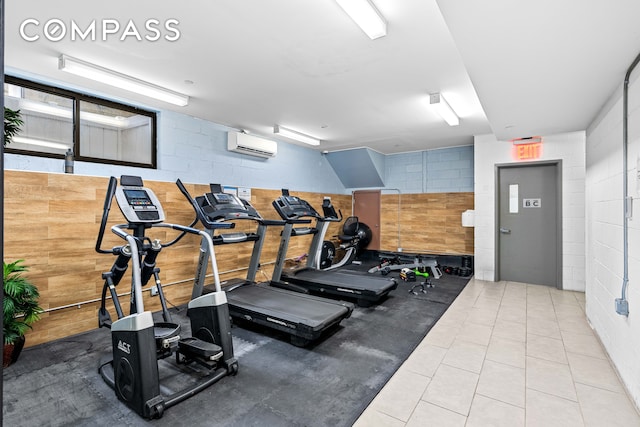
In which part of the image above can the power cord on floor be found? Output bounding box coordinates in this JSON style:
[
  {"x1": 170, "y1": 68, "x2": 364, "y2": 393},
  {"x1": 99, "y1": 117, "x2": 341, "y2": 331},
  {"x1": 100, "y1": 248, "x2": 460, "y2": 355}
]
[{"x1": 165, "y1": 296, "x2": 181, "y2": 312}]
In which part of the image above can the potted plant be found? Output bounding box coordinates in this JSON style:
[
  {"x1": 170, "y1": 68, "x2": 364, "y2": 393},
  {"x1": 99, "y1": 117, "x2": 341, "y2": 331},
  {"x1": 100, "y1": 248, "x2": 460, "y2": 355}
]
[
  {"x1": 4, "y1": 106, "x2": 23, "y2": 147},
  {"x1": 3, "y1": 259, "x2": 43, "y2": 367}
]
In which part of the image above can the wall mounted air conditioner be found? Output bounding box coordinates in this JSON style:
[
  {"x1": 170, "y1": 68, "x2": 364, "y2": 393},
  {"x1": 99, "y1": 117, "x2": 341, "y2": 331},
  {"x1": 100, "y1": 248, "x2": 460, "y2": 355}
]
[{"x1": 227, "y1": 131, "x2": 277, "y2": 158}]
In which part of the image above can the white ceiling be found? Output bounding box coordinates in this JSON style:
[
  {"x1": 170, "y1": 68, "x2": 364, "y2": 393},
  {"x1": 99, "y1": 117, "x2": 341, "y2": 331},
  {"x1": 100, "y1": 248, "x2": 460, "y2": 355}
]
[{"x1": 5, "y1": 1, "x2": 640, "y2": 154}]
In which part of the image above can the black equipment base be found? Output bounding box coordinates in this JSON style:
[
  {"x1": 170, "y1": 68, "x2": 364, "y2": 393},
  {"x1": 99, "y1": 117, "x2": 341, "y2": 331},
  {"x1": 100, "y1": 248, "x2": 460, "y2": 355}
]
[
  {"x1": 206, "y1": 281, "x2": 354, "y2": 347},
  {"x1": 279, "y1": 267, "x2": 398, "y2": 307}
]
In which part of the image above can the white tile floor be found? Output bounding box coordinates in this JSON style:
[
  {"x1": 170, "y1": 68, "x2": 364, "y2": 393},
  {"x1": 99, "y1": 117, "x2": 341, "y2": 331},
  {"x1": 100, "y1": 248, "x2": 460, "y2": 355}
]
[{"x1": 354, "y1": 279, "x2": 640, "y2": 427}]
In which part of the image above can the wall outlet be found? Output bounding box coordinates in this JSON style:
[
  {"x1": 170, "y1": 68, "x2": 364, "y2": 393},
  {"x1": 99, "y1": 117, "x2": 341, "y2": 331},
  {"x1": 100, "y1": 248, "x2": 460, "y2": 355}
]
[
  {"x1": 150, "y1": 286, "x2": 158, "y2": 297},
  {"x1": 397, "y1": 247, "x2": 403, "y2": 252}
]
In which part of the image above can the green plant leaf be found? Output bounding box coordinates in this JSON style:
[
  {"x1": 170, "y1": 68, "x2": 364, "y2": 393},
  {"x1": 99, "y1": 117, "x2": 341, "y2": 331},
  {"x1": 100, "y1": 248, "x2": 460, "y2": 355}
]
[
  {"x1": 4, "y1": 107, "x2": 23, "y2": 147},
  {"x1": 3, "y1": 259, "x2": 43, "y2": 344}
]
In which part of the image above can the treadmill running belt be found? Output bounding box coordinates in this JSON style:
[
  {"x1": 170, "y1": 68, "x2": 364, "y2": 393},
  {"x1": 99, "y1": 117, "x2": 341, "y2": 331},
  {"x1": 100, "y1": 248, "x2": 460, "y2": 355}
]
[
  {"x1": 283, "y1": 268, "x2": 396, "y2": 295},
  {"x1": 227, "y1": 283, "x2": 352, "y2": 330}
]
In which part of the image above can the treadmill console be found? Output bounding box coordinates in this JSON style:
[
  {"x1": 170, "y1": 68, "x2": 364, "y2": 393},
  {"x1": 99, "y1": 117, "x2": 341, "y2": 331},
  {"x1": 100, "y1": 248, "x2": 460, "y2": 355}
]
[
  {"x1": 114, "y1": 176, "x2": 165, "y2": 224},
  {"x1": 196, "y1": 185, "x2": 261, "y2": 221},
  {"x1": 272, "y1": 191, "x2": 320, "y2": 220}
]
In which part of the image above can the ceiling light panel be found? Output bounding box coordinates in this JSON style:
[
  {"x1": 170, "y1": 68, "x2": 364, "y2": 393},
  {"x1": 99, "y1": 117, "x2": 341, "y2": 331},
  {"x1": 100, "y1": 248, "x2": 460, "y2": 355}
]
[
  {"x1": 58, "y1": 55, "x2": 189, "y2": 106},
  {"x1": 274, "y1": 125, "x2": 321, "y2": 146},
  {"x1": 429, "y1": 93, "x2": 460, "y2": 126},
  {"x1": 335, "y1": 0, "x2": 387, "y2": 40}
]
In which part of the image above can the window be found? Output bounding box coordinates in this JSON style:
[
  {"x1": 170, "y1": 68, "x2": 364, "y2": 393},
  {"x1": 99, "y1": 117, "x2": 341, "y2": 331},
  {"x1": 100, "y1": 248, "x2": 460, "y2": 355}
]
[{"x1": 4, "y1": 76, "x2": 157, "y2": 168}]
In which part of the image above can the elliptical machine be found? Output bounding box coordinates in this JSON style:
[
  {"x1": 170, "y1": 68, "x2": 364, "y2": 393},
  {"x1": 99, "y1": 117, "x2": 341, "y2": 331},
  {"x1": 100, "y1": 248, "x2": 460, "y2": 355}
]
[{"x1": 95, "y1": 175, "x2": 237, "y2": 419}]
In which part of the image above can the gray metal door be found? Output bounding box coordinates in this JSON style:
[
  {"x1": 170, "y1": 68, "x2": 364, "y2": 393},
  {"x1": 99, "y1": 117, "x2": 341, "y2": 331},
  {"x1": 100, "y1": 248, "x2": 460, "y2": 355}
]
[{"x1": 497, "y1": 163, "x2": 561, "y2": 287}]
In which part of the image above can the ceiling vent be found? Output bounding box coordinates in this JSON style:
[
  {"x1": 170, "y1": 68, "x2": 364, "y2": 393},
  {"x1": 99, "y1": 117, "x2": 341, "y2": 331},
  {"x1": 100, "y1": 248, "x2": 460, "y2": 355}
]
[{"x1": 227, "y1": 131, "x2": 277, "y2": 158}]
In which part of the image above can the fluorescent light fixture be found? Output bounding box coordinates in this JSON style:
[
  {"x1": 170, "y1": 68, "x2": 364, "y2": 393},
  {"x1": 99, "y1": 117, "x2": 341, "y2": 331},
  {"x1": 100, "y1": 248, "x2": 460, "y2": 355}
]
[
  {"x1": 335, "y1": 0, "x2": 387, "y2": 40},
  {"x1": 274, "y1": 125, "x2": 321, "y2": 146},
  {"x1": 58, "y1": 54, "x2": 189, "y2": 106},
  {"x1": 429, "y1": 93, "x2": 459, "y2": 126}
]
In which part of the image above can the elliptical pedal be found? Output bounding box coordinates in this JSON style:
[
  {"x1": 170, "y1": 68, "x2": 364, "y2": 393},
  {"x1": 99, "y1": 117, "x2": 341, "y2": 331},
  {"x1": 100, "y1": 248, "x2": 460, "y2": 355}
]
[
  {"x1": 178, "y1": 337, "x2": 223, "y2": 362},
  {"x1": 154, "y1": 322, "x2": 181, "y2": 351}
]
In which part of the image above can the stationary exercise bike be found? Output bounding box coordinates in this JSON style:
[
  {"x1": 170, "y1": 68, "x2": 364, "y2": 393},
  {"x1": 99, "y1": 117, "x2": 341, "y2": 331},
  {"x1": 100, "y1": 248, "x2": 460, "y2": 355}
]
[
  {"x1": 315, "y1": 199, "x2": 372, "y2": 271},
  {"x1": 95, "y1": 175, "x2": 237, "y2": 419}
]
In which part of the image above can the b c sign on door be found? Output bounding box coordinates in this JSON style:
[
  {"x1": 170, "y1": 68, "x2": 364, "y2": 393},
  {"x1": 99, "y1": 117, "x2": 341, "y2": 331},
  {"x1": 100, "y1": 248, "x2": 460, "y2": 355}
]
[{"x1": 523, "y1": 198, "x2": 541, "y2": 208}]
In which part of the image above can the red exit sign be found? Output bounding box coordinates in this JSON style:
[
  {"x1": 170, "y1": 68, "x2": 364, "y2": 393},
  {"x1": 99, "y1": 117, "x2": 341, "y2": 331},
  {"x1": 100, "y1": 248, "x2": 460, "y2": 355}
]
[{"x1": 512, "y1": 136, "x2": 543, "y2": 160}]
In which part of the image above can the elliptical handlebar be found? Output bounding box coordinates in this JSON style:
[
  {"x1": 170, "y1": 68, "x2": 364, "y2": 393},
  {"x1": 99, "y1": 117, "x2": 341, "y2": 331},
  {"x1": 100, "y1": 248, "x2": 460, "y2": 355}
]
[
  {"x1": 95, "y1": 176, "x2": 238, "y2": 418},
  {"x1": 95, "y1": 176, "x2": 119, "y2": 254},
  {"x1": 155, "y1": 223, "x2": 224, "y2": 293},
  {"x1": 96, "y1": 176, "x2": 201, "y2": 254},
  {"x1": 100, "y1": 178, "x2": 229, "y2": 313}
]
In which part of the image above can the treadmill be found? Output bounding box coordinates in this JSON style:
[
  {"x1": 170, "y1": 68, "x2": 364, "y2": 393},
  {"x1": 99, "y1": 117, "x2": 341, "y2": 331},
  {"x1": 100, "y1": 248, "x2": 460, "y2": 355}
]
[
  {"x1": 271, "y1": 190, "x2": 397, "y2": 307},
  {"x1": 176, "y1": 180, "x2": 354, "y2": 347}
]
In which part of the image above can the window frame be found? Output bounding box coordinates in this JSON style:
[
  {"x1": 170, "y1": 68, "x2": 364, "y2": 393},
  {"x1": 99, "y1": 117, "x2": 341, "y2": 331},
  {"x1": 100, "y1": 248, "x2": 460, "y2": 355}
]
[{"x1": 5, "y1": 75, "x2": 158, "y2": 169}]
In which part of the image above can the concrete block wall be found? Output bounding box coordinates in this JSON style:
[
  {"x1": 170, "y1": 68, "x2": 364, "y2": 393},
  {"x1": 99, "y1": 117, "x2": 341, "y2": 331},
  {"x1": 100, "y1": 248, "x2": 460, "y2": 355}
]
[
  {"x1": 473, "y1": 131, "x2": 586, "y2": 291},
  {"x1": 5, "y1": 71, "x2": 475, "y2": 197},
  {"x1": 5, "y1": 110, "x2": 346, "y2": 195},
  {"x1": 385, "y1": 145, "x2": 474, "y2": 193},
  {"x1": 385, "y1": 152, "x2": 424, "y2": 193},
  {"x1": 585, "y1": 69, "x2": 640, "y2": 408},
  {"x1": 9, "y1": 118, "x2": 476, "y2": 197},
  {"x1": 425, "y1": 146, "x2": 474, "y2": 192}
]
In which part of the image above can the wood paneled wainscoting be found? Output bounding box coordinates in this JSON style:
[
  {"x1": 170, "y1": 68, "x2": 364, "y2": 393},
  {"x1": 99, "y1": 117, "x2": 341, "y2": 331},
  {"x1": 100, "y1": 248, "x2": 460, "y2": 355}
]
[
  {"x1": 379, "y1": 192, "x2": 474, "y2": 255},
  {"x1": 4, "y1": 171, "x2": 351, "y2": 347}
]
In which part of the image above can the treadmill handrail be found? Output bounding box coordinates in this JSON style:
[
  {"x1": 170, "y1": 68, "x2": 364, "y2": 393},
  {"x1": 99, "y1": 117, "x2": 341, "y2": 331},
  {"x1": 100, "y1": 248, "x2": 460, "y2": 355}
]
[
  {"x1": 288, "y1": 218, "x2": 312, "y2": 225},
  {"x1": 291, "y1": 227, "x2": 316, "y2": 236},
  {"x1": 156, "y1": 223, "x2": 224, "y2": 293},
  {"x1": 198, "y1": 195, "x2": 261, "y2": 222},
  {"x1": 321, "y1": 198, "x2": 343, "y2": 223},
  {"x1": 260, "y1": 218, "x2": 287, "y2": 227},
  {"x1": 272, "y1": 193, "x2": 340, "y2": 223},
  {"x1": 272, "y1": 195, "x2": 322, "y2": 221},
  {"x1": 176, "y1": 179, "x2": 235, "y2": 231},
  {"x1": 319, "y1": 215, "x2": 342, "y2": 223}
]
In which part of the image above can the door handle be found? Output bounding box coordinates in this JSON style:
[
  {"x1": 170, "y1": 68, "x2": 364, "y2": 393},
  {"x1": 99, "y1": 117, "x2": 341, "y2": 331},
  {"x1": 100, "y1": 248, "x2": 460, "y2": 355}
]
[{"x1": 499, "y1": 227, "x2": 511, "y2": 234}]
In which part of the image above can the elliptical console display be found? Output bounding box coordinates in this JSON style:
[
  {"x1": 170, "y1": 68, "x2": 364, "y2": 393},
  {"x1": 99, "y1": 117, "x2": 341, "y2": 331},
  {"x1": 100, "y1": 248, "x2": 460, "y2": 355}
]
[{"x1": 114, "y1": 176, "x2": 165, "y2": 223}]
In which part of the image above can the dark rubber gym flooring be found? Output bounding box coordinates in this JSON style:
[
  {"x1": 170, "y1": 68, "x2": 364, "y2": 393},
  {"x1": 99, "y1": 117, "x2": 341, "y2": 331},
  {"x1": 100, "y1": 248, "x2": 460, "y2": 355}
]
[{"x1": 2, "y1": 260, "x2": 469, "y2": 427}]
